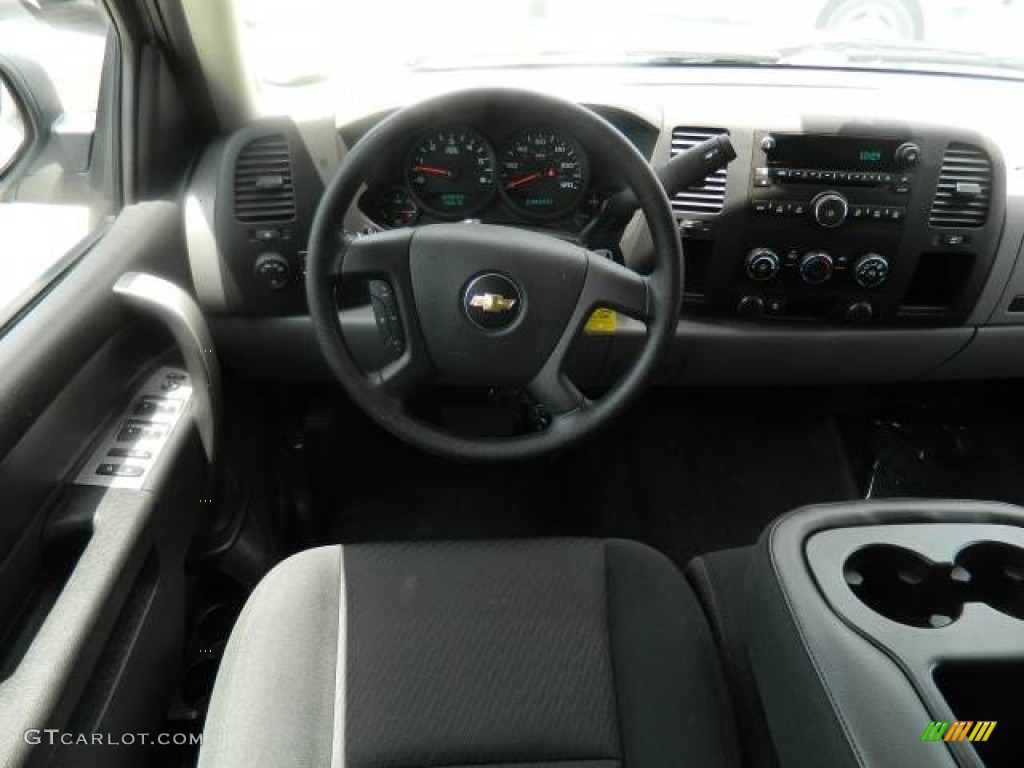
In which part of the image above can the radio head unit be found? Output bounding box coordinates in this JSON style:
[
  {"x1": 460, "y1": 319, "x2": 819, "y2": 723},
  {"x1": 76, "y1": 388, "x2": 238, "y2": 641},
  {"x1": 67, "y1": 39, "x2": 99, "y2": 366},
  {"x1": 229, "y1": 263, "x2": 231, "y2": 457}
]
[{"x1": 764, "y1": 134, "x2": 914, "y2": 173}]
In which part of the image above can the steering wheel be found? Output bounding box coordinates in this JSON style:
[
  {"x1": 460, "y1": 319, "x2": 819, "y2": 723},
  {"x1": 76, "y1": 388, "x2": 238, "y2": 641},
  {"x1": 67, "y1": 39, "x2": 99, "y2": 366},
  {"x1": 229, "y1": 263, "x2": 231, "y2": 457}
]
[{"x1": 306, "y1": 89, "x2": 681, "y2": 461}]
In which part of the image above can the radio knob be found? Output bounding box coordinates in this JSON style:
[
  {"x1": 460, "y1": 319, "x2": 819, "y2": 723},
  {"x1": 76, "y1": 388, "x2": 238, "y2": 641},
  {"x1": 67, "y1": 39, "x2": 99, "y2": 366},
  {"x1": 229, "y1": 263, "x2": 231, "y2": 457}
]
[
  {"x1": 800, "y1": 251, "x2": 834, "y2": 284},
  {"x1": 812, "y1": 192, "x2": 849, "y2": 228},
  {"x1": 761, "y1": 135, "x2": 777, "y2": 153},
  {"x1": 745, "y1": 248, "x2": 781, "y2": 282},
  {"x1": 854, "y1": 253, "x2": 890, "y2": 288},
  {"x1": 895, "y1": 142, "x2": 921, "y2": 168}
]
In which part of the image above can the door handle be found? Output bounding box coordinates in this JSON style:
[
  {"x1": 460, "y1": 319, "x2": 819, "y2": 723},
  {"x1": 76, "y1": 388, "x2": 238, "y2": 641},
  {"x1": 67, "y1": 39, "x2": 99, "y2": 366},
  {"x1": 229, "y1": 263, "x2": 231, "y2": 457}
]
[{"x1": 113, "y1": 272, "x2": 220, "y2": 462}]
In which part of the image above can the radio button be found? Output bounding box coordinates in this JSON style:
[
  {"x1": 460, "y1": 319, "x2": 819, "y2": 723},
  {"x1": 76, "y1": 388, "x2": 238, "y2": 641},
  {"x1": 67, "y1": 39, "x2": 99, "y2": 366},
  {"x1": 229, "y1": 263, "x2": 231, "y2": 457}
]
[
  {"x1": 752, "y1": 200, "x2": 771, "y2": 214},
  {"x1": 789, "y1": 169, "x2": 806, "y2": 181},
  {"x1": 791, "y1": 202, "x2": 808, "y2": 216}
]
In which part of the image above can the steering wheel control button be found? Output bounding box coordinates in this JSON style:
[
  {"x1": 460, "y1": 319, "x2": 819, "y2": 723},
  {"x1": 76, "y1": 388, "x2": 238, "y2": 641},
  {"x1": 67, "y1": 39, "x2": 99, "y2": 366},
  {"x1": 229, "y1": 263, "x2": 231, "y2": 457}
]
[
  {"x1": 812, "y1": 192, "x2": 849, "y2": 228},
  {"x1": 746, "y1": 248, "x2": 781, "y2": 282},
  {"x1": 854, "y1": 254, "x2": 890, "y2": 288},
  {"x1": 799, "y1": 251, "x2": 835, "y2": 284},
  {"x1": 463, "y1": 273, "x2": 523, "y2": 330},
  {"x1": 369, "y1": 280, "x2": 405, "y2": 354}
]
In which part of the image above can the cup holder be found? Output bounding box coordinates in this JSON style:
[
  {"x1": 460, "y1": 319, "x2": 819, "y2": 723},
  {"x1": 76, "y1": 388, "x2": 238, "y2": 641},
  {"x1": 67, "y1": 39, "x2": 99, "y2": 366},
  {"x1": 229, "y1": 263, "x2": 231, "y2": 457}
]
[
  {"x1": 845, "y1": 545, "x2": 964, "y2": 628},
  {"x1": 844, "y1": 542, "x2": 1024, "y2": 628},
  {"x1": 956, "y1": 542, "x2": 1024, "y2": 621}
]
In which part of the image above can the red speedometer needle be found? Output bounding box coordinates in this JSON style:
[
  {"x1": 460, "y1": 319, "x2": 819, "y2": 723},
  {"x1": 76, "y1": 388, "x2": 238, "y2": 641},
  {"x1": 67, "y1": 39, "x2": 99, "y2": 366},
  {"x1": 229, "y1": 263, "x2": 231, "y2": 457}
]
[
  {"x1": 413, "y1": 165, "x2": 451, "y2": 177},
  {"x1": 506, "y1": 171, "x2": 540, "y2": 190}
]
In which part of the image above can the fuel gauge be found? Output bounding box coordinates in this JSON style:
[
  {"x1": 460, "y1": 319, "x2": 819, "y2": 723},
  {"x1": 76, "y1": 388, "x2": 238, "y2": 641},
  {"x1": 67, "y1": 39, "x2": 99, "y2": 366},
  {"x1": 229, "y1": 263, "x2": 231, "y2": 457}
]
[{"x1": 376, "y1": 187, "x2": 419, "y2": 228}]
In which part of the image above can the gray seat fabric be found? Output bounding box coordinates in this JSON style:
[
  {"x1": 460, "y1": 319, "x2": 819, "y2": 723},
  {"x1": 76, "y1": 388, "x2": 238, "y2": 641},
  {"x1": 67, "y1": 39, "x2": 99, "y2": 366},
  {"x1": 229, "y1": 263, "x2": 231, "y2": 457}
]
[{"x1": 199, "y1": 539, "x2": 740, "y2": 768}]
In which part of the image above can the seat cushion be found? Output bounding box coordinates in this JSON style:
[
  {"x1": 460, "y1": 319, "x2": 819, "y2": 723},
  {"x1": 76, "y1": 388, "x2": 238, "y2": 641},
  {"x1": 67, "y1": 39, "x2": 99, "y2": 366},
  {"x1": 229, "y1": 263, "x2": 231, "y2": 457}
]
[{"x1": 199, "y1": 539, "x2": 739, "y2": 768}]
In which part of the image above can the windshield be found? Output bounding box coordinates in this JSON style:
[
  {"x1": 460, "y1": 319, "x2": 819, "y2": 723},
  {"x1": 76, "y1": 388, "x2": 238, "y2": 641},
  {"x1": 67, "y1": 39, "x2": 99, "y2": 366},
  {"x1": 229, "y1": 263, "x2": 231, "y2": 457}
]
[{"x1": 237, "y1": 0, "x2": 1024, "y2": 111}]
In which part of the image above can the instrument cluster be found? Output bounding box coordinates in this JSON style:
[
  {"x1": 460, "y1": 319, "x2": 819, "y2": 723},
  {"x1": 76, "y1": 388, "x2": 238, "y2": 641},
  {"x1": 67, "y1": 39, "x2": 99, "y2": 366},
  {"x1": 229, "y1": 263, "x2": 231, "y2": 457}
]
[{"x1": 359, "y1": 123, "x2": 604, "y2": 231}]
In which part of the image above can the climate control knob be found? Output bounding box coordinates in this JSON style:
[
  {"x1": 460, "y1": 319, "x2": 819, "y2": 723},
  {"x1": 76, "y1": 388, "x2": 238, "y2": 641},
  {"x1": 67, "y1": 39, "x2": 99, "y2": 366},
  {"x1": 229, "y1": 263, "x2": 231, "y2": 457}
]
[
  {"x1": 799, "y1": 251, "x2": 834, "y2": 284},
  {"x1": 854, "y1": 253, "x2": 890, "y2": 288},
  {"x1": 745, "y1": 248, "x2": 781, "y2": 282},
  {"x1": 812, "y1": 192, "x2": 849, "y2": 228}
]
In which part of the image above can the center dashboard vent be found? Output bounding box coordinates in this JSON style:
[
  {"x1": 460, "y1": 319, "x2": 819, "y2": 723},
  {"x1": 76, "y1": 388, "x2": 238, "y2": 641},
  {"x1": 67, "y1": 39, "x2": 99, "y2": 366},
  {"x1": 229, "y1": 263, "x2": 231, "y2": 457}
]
[
  {"x1": 234, "y1": 134, "x2": 296, "y2": 223},
  {"x1": 929, "y1": 143, "x2": 992, "y2": 228},
  {"x1": 670, "y1": 127, "x2": 729, "y2": 215}
]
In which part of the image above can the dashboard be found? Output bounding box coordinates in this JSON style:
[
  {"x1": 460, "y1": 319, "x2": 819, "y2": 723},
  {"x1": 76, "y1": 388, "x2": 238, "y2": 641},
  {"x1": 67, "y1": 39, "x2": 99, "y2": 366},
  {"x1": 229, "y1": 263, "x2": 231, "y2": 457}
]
[{"x1": 183, "y1": 67, "x2": 1024, "y2": 386}]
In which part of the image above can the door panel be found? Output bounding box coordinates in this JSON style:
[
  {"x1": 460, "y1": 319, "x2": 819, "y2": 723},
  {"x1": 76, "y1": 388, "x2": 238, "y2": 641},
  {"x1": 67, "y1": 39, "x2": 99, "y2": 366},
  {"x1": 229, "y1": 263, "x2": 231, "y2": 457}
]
[{"x1": 0, "y1": 201, "x2": 212, "y2": 767}]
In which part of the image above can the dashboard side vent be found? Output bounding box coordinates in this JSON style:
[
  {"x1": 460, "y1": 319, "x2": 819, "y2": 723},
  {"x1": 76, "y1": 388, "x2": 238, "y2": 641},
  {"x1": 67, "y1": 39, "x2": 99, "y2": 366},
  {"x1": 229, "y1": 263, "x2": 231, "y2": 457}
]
[
  {"x1": 929, "y1": 143, "x2": 992, "y2": 228},
  {"x1": 670, "y1": 127, "x2": 729, "y2": 215},
  {"x1": 234, "y1": 134, "x2": 296, "y2": 223}
]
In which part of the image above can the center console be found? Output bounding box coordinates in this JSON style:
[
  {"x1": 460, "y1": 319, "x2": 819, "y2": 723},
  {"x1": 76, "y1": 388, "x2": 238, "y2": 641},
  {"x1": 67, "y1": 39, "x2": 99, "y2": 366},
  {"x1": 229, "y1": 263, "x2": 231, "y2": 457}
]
[
  {"x1": 681, "y1": 126, "x2": 1005, "y2": 327},
  {"x1": 745, "y1": 500, "x2": 1024, "y2": 768}
]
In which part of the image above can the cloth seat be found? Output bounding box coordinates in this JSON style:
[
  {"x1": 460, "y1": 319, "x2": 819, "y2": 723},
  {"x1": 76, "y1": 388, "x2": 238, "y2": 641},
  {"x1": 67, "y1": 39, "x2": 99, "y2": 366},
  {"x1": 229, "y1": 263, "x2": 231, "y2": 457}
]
[{"x1": 199, "y1": 538, "x2": 740, "y2": 768}]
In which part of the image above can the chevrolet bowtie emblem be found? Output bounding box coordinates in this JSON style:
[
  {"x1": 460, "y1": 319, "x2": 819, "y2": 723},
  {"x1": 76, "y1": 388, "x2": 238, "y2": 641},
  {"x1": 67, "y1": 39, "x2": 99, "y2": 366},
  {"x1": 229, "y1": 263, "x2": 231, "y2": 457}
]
[{"x1": 468, "y1": 292, "x2": 517, "y2": 313}]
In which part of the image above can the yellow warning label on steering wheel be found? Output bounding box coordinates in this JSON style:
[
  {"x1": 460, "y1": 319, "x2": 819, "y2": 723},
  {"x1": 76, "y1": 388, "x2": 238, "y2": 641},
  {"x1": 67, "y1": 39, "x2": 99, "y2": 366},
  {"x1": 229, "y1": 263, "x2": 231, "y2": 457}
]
[{"x1": 585, "y1": 308, "x2": 616, "y2": 334}]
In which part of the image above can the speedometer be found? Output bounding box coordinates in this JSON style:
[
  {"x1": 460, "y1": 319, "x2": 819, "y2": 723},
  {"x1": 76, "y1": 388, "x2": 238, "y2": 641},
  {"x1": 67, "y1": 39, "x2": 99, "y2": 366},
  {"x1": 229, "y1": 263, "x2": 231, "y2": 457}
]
[
  {"x1": 499, "y1": 127, "x2": 588, "y2": 219},
  {"x1": 405, "y1": 127, "x2": 496, "y2": 218}
]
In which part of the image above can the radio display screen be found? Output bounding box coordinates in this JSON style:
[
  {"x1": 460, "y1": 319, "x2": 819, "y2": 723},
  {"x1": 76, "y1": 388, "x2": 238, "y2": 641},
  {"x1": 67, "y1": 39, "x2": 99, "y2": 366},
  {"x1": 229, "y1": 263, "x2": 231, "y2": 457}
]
[{"x1": 767, "y1": 135, "x2": 904, "y2": 172}]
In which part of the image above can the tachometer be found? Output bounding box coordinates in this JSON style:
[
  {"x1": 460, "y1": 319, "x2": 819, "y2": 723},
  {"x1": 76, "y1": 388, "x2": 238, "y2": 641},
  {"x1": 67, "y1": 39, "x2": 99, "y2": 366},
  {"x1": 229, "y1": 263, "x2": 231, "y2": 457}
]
[
  {"x1": 499, "y1": 127, "x2": 588, "y2": 219},
  {"x1": 405, "y1": 127, "x2": 496, "y2": 218}
]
